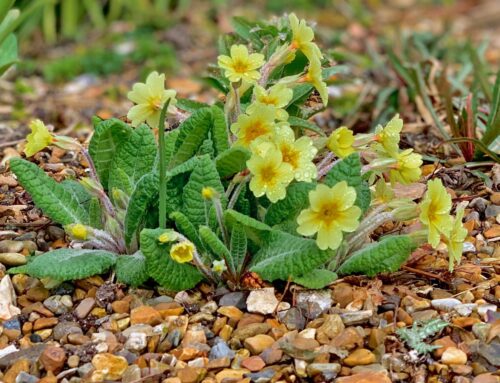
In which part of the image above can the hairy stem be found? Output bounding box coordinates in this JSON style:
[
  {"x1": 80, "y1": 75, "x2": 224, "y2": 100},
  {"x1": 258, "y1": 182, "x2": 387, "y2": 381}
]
[{"x1": 158, "y1": 100, "x2": 171, "y2": 229}]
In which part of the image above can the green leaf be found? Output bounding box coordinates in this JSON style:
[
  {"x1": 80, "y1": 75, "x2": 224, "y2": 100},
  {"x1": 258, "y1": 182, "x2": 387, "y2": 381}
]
[
  {"x1": 176, "y1": 98, "x2": 210, "y2": 113},
  {"x1": 21, "y1": 249, "x2": 116, "y2": 281},
  {"x1": 324, "y1": 153, "x2": 371, "y2": 212},
  {"x1": 293, "y1": 269, "x2": 338, "y2": 289},
  {"x1": 224, "y1": 209, "x2": 271, "y2": 245},
  {"x1": 124, "y1": 173, "x2": 158, "y2": 246},
  {"x1": 288, "y1": 116, "x2": 326, "y2": 136},
  {"x1": 109, "y1": 169, "x2": 134, "y2": 199},
  {"x1": 0, "y1": 33, "x2": 17, "y2": 76},
  {"x1": 88, "y1": 197, "x2": 103, "y2": 229},
  {"x1": 199, "y1": 225, "x2": 229, "y2": 263},
  {"x1": 169, "y1": 211, "x2": 205, "y2": 252},
  {"x1": 337, "y1": 235, "x2": 417, "y2": 277},
  {"x1": 287, "y1": 84, "x2": 314, "y2": 107},
  {"x1": 60, "y1": 180, "x2": 92, "y2": 210},
  {"x1": 10, "y1": 158, "x2": 88, "y2": 226},
  {"x1": 264, "y1": 182, "x2": 316, "y2": 226},
  {"x1": 169, "y1": 108, "x2": 213, "y2": 167},
  {"x1": 231, "y1": 17, "x2": 264, "y2": 49},
  {"x1": 141, "y1": 228, "x2": 204, "y2": 291},
  {"x1": 115, "y1": 251, "x2": 149, "y2": 287},
  {"x1": 211, "y1": 106, "x2": 230, "y2": 155},
  {"x1": 215, "y1": 146, "x2": 251, "y2": 178},
  {"x1": 88, "y1": 118, "x2": 133, "y2": 189},
  {"x1": 250, "y1": 230, "x2": 332, "y2": 281},
  {"x1": 230, "y1": 223, "x2": 247, "y2": 275},
  {"x1": 182, "y1": 154, "x2": 226, "y2": 228},
  {"x1": 108, "y1": 124, "x2": 156, "y2": 194}
]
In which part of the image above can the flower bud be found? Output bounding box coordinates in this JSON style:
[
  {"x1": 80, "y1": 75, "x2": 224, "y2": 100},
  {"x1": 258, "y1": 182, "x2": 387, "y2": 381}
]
[
  {"x1": 158, "y1": 230, "x2": 178, "y2": 244},
  {"x1": 66, "y1": 223, "x2": 90, "y2": 240},
  {"x1": 53, "y1": 135, "x2": 82, "y2": 151},
  {"x1": 201, "y1": 187, "x2": 219, "y2": 201}
]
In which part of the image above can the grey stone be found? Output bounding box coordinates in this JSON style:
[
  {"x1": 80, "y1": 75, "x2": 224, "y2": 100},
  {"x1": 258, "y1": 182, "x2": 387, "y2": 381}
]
[
  {"x1": 209, "y1": 338, "x2": 235, "y2": 360},
  {"x1": 0, "y1": 240, "x2": 24, "y2": 253},
  {"x1": 44, "y1": 295, "x2": 70, "y2": 315},
  {"x1": 122, "y1": 364, "x2": 141, "y2": 383},
  {"x1": 74, "y1": 297, "x2": 95, "y2": 319},
  {"x1": 245, "y1": 367, "x2": 277, "y2": 383},
  {"x1": 15, "y1": 371, "x2": 39, "y2": 383},
  {"x1": 281, "y1": 307, "x2": 306, "y2": 331},
  {"x1": 247, "y1": 288, "x2": 278, "y2": 315},
  {"x1": 485, "y1": 204, "x2": 500, "y2": 218},
  {"x1": 454, "y1": 303, "x2": 477, "y2": 317},
  {"x1": 469, "y1": 197, "x2": 488, "y2": 212},
  {"x1": 306, "y1": 363, "x2": 341, "y2": 380},
  {"x1": 340, "y1": 310, "x2": 373, "y2": 325},
  {"x1": 219, "y1": 291, "x2": 247, "y2": 309},
  {"x1": 125, "y1": 332, "x2": 147, "y2": 352},
  {"x1": 431, "y1": 298, "x2": 462, "y2": 312},
  {"x1": 297, "y1": 290, "x2": 332, "y2": 319},
  {"x1": 53, "y1": 321, "x2": 82, "y2": 341}
]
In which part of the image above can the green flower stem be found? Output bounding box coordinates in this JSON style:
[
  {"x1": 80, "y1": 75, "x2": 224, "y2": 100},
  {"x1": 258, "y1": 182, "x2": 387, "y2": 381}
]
[
  {"x1": 346, "y1": 211, "x2": 395, "y2": 251},
  {"x1": 158, "y1": 100, "x2": 171, "y2": 229},
  {"x1": 227, "y1": 175, "x2": 249, "y2": 210},
  {"x1": 213, "y1": 197, "x2": 229, "y2": 247}
]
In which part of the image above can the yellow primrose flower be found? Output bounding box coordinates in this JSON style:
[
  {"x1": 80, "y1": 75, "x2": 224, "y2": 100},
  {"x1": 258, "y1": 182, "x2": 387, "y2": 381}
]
[
  {"x1": 327, "y1": 126, "x2": 355, "y2": 158},
  {"x1": 288, "y1": 13, "x2": 323, "y2": 64},
  {"x1": 231, "y1": 105, "x2": 276, "y2": 148},
  {"x1": 127, "y1": 71, "x2": 177, "y2": 128},
  {"x1": 67, "y1": 224, "x2": 88, "y2": 240},
  {"x1": 212, "y1": 260, "x2": 227, "y2": 274},
  {"x1": 304, "y1": 60, "x2": 328, "y2": 106},
  {"x1": 274, "y1": 125, "x2": 317, "y2": 182},
  {"x1": 389, "y1": 149, "x2": 423, "y2": 185},
  {"x1": 372, "y1": 114, "x2": 403, "y2": 155},
  {"x1": 297, "y1": 181, "x2": 361, "y2": 250},
  {"x1": 443, "y1": 208, "x2": 468, "y2": 271},
  {"x1": 218, "y1": 44, "x2": 265, "y2": 83},
  {"x1": 247, "y1": 84, "x2": 293, "y2": 120},
  {"x1": 247, "y1": 149, "x2": 294, "y2": 203},
  {"x1": 419, "y1": 179, "x2": 453, "y2": 248},
  {"x1": 373, "y1": 179, "x2": 395, "y2": 204},
  {"x1": 170, "y1": 241, "x2": 195, "y2": 263},
  {"x1": 25, "y1": 119, "x2": 53, "y2": 157}
]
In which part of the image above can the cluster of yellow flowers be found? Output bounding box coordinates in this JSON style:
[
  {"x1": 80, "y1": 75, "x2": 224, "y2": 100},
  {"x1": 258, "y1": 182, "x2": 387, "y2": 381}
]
[
  {"x1": 326, "y1": 115, "x2": 423, "y2": 185},
  {"x1": 419, "y1": 179, "x2": 468, "y2": 270}
]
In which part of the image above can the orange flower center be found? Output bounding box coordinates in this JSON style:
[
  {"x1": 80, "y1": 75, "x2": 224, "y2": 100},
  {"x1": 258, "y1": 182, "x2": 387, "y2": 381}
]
[
  {"x1": 232, "y1": 59, "x2": 250, "y2": 73},
  {"x1": 260, "y1": 165, "x2": 278, "y2": 184},
  {"x1": 243, "y1": 122, "x2": 268, "y2": 144},
  {"x1": 148, "y1": 96, "x2": 163, "y2": 111},
  {"x1": 318, "y1": 202, "x2": 341, "y2": 225},
  {"x1": 281, "y1": 145, "x2": 299, "y2": 169}
]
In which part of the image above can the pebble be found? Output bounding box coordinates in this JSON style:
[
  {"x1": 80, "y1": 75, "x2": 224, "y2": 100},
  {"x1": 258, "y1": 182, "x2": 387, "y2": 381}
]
[
  {"x1": 122, "y1": 364, "x2": 141, "y2": 383},
  {"x1": 33, "y1": 317, "x2": 58, "y2": 330},
  {"x1": 441, "y1": 347, "x2": 468, "y2": 365},
  {"x1": 0, "y1": 252, "x2": 26, "y2": 266},
  {"x1": 431, "y1": 298, "x2": 462, "y2": 312},
  {"x1": 335, "y1": 371, "x2": 392, "y2": 383},
  {"x1": 3, "y1": 359, "x2": 30, "y2": 383},
  {"x1": 340, "y1": 310, "x2": 373, "y2": 325},
  {"x1": 241, "y1": 355, "x2": 266, "y2": 371},
  {"x1": 125, "y1": 332, "x2": 147, "y2": 351},
  {"x1": 455, "y1": 303, "x2": 477, "y2": 317},
  {"x1": 130, "y1": 305, "x2": 163, "y2": 325},
  {"x1": 39, "y1": 346, "x2": 66, "y2": 373},
  {"x1": 52, "y1": 321, "x2": 82, "y2": 341},
  {"x1": 15, "y1": 371, "x2": 39, "y2": 383},
  {"x1": 317, "y1": 314, "x2": 345, "y2": 343},
  {"x1": 0, "y1": 240, "x2": 24, "y2": 253},
  {"x1": 232, "y1": 323, "x2": 270, "y2": 341},
  {"x1": 244, "y1": 334, "x2": 275, "y2": 355},
  {"x1": 91, "y1": 353, "x2": 129, "y2": 380},
  {"x1": 306, "y1": 363, "x2": 341, "y2": 380},
  {"x1": 246, "y1": 288, "x2": 278, "y2": 315},
  {"x1": 219, "y1": 291, "x2": 247, "y2": 309},
  {"x1": 43, "y1": 295, "x2": 71, "y2": 314},
  {"x1": 343, "y1": 349, "x2": 376, "y2": 367},
  {"x1": 217, "y1": 306, "x2": 243, "y2": 322},
  {"x1": 74, "y1": 297, "x2": 96, "y2": 319},
  {"x1": 296, "y1": 290, "x2": 332, "y2": 319},
  {"x1": 209, "y1": 338, "x2": 235, "y2": 360}
]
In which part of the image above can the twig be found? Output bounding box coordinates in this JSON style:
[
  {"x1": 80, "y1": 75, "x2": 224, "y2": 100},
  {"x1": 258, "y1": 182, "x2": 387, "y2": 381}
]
[
  {"x1": 273, "y1": 275, "x2": 292, "y2": 316},
  {"x1": 401, "y1": 265, "x2": 449, "y2": 283}
]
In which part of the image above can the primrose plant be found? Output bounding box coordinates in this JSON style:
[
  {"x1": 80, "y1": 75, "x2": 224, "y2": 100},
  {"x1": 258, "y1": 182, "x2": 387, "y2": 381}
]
[{"x1": 9, "y1": 14, "x2": 468, "y2": 290}]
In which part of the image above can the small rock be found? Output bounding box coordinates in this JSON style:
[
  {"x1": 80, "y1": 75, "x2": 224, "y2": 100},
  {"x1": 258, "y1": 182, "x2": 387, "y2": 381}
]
[
  {"x1": 125, "y1": 332, "x2": 147, "y2": 352},
  {"x1": 477, "y1": 304, "x2": 497, "y2": 320},
  {"x1": 246, "y1": 288, "x2": 278, "y2": 315},
  {"x1": 219, "y1": 291, "x2": 247, "y2": 309},
  {"x1": 335, "y1": 371, "x2": 391, "y2": 383},
  {"x1": 91, "y1": 353, "x2": 129, "y2": 380},
  {"x1": 455, "y1": 304, "x2": 477, "y2": 317},
  {"x1": 67, "y1": 355, "x2": 79, "y2": 368},
  {"x1": 130, "y1": 305, "x2": 163, "y2": 326},
  {"x1": 244, "y1": 334, "x2": 275, "y2": 355},
  {"x1": 215, "y1": 369, "x2": 248, "y2": 382},
  {"x1": 53, "y1": 321, "x2": 82, "y2": 341},
  {"x1": 15, "y1": 371, "x2": 39, "y2": 383},
  {"x1": 43, "y1": 295, "x2": 70, "y2": 315},
  {"x1": 343, "y1": 349, "x2": 376, "y2": 367},
  {"x1": 177, "y1": 367, "x2": 206, "y2": 383},
  {"x1": 307, "y1": 363, "x2": 341, "y2": 380},
  {"x1": 469, "y1": 197, "x2": 488, "y2": 212},
  {"x1": 232, "y1": 323, "x2": 270, "y2": 341},
  {"x1": 3, "y1": 359, "x2": 30, "y2": 383},
  {"x1": 74, "y1": 297, "x2": 95, "y2": 319},
  {"x1": 0, "y1": 252, "x2": 26, "y2": 266},
  {"x1": 432, "y1": 336, "x2": 457, "y2": 358},
  {"x1": 40, "y1": 346, "x2": 66, "y2": 373},
  {"x1": 217, "y1": 306, "x2": 243, "y2": 322},
  {"x1": 260, "y1": 347, "x2": 282, "y2": 365},
  {"x1": 0, "y1": 240, "x2": 24, "y2": 253},
  {"x1": 281, "y1": 307, "x2": 306, "y2": 331},
  {"x1": 317, "y1": 314, "x2": 344, "y2": 343},
  {"x1": 241, "y1": 355, "x2": 266, "y2": 371},
  {"x1": 245, "y1": 368, "x2": 277, "y2": 383},
  {"x1": 472, "y1": 373, "x2": 499, "y2": 383},
  {"x1": 122, "y1": 364, "x2": 141, "y2": 383},
  {"x1": 411, "y1": 309, "x2": 438, "y2": 321},
  {"x1": 111, "y1": 300, "x2": 130, "y2": 314},
  {"x1": 33, "y1": 317, "x2": 58, "y2": 330},
  {"x1": 210, "y1": 338, "x2": 235, "y2": 360},
  {"x1": 340, "y1": 310, "x2": 373, "y2": 325},
  {"x1": 431, "y1": 298, "x2": 462, "y2": 312},
  {"x1": 296, "y1": 290, "x2": 332, "y2": 319},
  {"x1": 441, "y1": 347, "x2": 467, "y2": 365},
  {"x1": 485, "y1": 204, "x2": 500, "y2": 218}
]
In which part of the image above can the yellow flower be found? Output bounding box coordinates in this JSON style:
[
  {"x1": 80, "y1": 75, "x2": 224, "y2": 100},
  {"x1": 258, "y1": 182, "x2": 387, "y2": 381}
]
[
  {"x1": 231, "y1": 105, "x2": 276, "y2": 148},
  {"x1": 24, "y1": 119, "x2": 53, "y2": 157},
  {"x1": 327, "y1": 126, "x2": 355, "y2": 158},
  {"x1": 127, "y1": 71, "x2": 177, "y2": 128},
  {"x1": 218, "y1": 44, "x2": 265, "y2": 83},
  {"x1": 443, "y1": 208, "x2": 468, "y2": 271},
  {"x1": 297, "y1": 182, "x2": 361, "y2": 250},
  {"x1": 247, "y1": 149, "x2": 294, "y2": 203},
  {"x1": 67, "y1": 224, "x2": 88, "y2": 240},
  {"x1": 247, "y1": 84, "x2": 293, "y2": 121},
  {"x1": 170, "y1": 241, "x2": 195, "y2": 263},
  {"x1": 372, "y1": 114, "x2": 403, "y2": 155},
  {"x1": 373, "y1": 179, "x2": 394, "y2": 204},
  {"x1": 212, "y1": 260, "x2": 227, "y2": 274},
  {"x1": 419, "y1": 179, "x2": 453, "y2": 248},
  {"x1": 304, "y1": 60, "x2": 328, "y2": 106},
  {"x1": 274, "y1": 125, "x2": 317, "y2": 182},
  {"x1": 288, "y1": 13, "x2": 323, "y2": 64},
  {"x1": 158, "y1": 230, "x2": 178, "y2": 243},
  {"x1": 201, "y1": 187, "x2": 218, "y2": 200},
  {"x1": 389, "y1": 149, "x2": 423, "y2": 185}
]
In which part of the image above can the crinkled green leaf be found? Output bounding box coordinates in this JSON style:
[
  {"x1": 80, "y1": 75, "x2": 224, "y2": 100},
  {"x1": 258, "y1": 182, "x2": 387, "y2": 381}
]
[
  {"x1": 60, "y1": 179, "x2": 92, "y2": 210},
  {"x1": 230, "y1": 223, "x2": 247, "y2": 275},
  {"x1": 108, "y1": 124, "x2": 156, "y2": 194},
  {"x1": 125, "y1": 173, "x2": 158, "y2": 245},
  {"x1": 250, "y1": 230, "x2": 331, "y2": 281},
  {"x1": 169, "y1": 211, "x2": 205, "y2": 252},
  {"x1": 0, "y1": 34, "x2": 17, "y2": 76},
  {"x1": 293, "y1": 269, "x2": 338, "y2": 289},
  {"x1": 288, "y1": 116, "x2": 326, "y2": 136},
  {"x1": 337, "y1": 235, "x2": 417, "y2": 277},
  {"x1": 210, "y1": 106, "x2": 229, "y2": 155},
  {"x1": 109, "y1": 168, "x2": 134, "y2": 199},
  {"x1": 115, "y1": 251, "x2": 148, "y2": 287},
  {"x1": 199, "y1": 225, "x2": 229, "y2": 263},
  {"x1": 182, "y1": 154, "x2": 226, "y2": 228},
  {"x1": 224, "y1": 209, "x2": 271, "y2": 245},
  {"x1": 141, "y1": 228, "x2": 203, "y2": 291},
  {"x1": 22, "y1": 249, "x2": 116, "y2": 281},
  {"x1": 215, "y1": 146, "x2": 251, "y2": 178},
  {"x1": 176, "y1": 98, "x2": 210, "y2": 113},
  {"x1": 88, "y1": 197, "x2": 103, "y2": 229},
  {"x1": 324, "y1": 153, "x2": 371, "y2": 212},
  {"x1": 88, "y1": 118, "x2": 133, "y2": 189},
  {"x1": 264, "y1": 182, "x2": 316, "y2": 226},
  {"x1": 10, "y1": 158, "x2": 89, "y2": 225}
]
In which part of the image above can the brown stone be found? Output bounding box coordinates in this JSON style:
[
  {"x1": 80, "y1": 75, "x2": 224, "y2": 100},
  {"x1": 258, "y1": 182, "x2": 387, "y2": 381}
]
[
  {"x1": 241, "y1": 356, "x2": 266, "y2": 372},
  {"x1": 182, "y1": 329, "x2": 207, "y2": 346},
  {"x1": 40, "y1": 346, "x2": 66, "y2": 373},
  {"x1": 26, "y1": 286, "x2": 50, "y2": 302},
  {"x1": 317, "y1": 314, "x2": 344, "y2": 343},
  {"x1": 33, "y1": 317, "x2": 58, "y2": 330},
  {"x1": 177, "y1": 367, "x2": 206, "y2": 383},
  {"x1": 74, "y1": 297, "x2": 96, "y2": 319},
  {"x1": 217, "y1": 306, "x2": 244, "y2": 322},
  {"x1": 453, "y1": 317, "x2": 481, "y2": 328},
  {"x1": 396, "y1": 308, "x2": 413, "y2": 326},
  {"x1": 332, "y1": 283, "x2": 353, "y2": 308},
  {"x1": 3, "y1": 359, "x2": 30, "y2": 383},
  {"x1": 472, "y1": 373, "x2": 500, "y2": 383},
  {"x1": 441, "y1": 347, "x2": 467, "y2": 365},
  {"x1": 237, "y1": 313, "x2": 265, "y2": 328},
  {"x1": 244, "y1": 334, "x2": 275, "y2": 355},
  {"x1": 484, "y1": 225, "x2": 500, "y2": 239},
  {"x1": 38, "y1": 372, "x2": 58, "y2": 383},
  {"x1": 368, "y1": 329, "x2": 386, "y2": 350},
  {"x1": 155, "y1": 302, "x2": 184, "y2": 317},
  {"x1": 92, "y1": 353, "x2": 128, "y2": 380},
  {"x1": 22, "y1": 302, "x2": 54, "y2": 317},
  {"x1": 232, "y1": 323, "x2": 270, "y2": 341},
  {"x1": 292, "y1": 336, "x2": 320, "y2": 351},
  {"x1": 343, "y1": 349, "x2": 376, "y2": 367},
  {"x1": 131, "y1": 305, "x2": 163, "y2": 326},
  {"x1": 22, "y1": 321, "x2": 33, "y2": 334},
  {"x1": 335, "y1": 371, "x2": 391, "y2": 383},
  {"x1": 207, "y1": 357, "x2": 231, "y2": 370},
  {"x1": 215, "y1": 369, "x2": 249, "y2": 383},
  {"x1": 260, "y1": 347, "x2": 283, "y2": 365},
  {"x1": 432, "y1": 336, "x2": 457, "y2": 358},
  {"x1": 331, "y1": 328, "x2": 364, "y2": 350}
]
